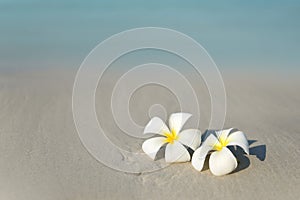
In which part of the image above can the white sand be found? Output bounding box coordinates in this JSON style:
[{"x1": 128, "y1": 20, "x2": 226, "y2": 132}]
[{"x1": 0, "y1": 68, "x2": 299, "y2": 200}]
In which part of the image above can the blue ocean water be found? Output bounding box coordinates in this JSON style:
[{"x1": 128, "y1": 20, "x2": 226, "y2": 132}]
[{"x1": 0, "y1": 0, "x2": 299, "y2": 70}]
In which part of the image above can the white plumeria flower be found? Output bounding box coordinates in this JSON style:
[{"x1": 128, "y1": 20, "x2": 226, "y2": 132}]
[
  {"x1": 192, "y1": 128, "x2": 249, "y2": 176},
  {"x1": 142, "y1": 113, "x2": 201, "y2": 163}
]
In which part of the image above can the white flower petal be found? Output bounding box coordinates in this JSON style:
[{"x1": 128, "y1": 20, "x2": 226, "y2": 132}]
[
  {"x1": 165, "y1": 141, "x2": 190, "y2": 163},
  {"x1": 178, "y1": 129, "x2": 201, "y2": 150},
  {"x1": 191, "y1": 146, "x2": 208, "y2": 171},
  {"x1": 216, "y1": 128, "x2": 234, "y2": 141},
  {"x1": 144, "y1": 117, "x2": 170, "y2": 135},
  {"x1": 209, "y1": 147, "x2": 237, "y2": 176},
  {"x1": 168, "y1": 112, "x2": 192, "y2": 134},
  {"x1": 227, "y1": 131, "x2": 249, "y2": 154},
  {"x1": 142, "y1": 137, "x2": 167, "y2": 160},
  {"x1": 191, "y1": 134, "x2": 218, "y2": 171},
  {"x1": 203, "y1": 133, "x2": 219, "y2": 147}
]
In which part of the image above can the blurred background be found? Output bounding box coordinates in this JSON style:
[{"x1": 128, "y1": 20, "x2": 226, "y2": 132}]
[{"x1": 0, "y1": 0, "x2": 299, "y2": 72}]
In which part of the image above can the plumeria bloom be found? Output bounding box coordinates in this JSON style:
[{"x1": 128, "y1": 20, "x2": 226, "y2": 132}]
[
  {"x1": 142, "y1": 113, "x2": 201, "y2": 163},
  {"x1": 192, "y1": 128, "x2": 249, "y2": 176}
]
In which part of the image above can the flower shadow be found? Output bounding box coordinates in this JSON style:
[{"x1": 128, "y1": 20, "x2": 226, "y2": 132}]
[
  {"x1": 249, "y1": 144, "x2": 266, "y2": 161},
  {"x1": 230, "y1": 141, "x2": 266, "y2": 174},
  {"x1": 229, "y1": 146, "x2": 250, "y2": 174},
  {"x1": 155, "y1": 145, "x2": 166, "y2": 160}
]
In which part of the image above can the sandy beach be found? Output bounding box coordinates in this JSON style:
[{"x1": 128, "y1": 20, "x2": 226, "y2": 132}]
[
  {"x1": 1, "y1": 0, "x2": 300, "y2": 199},
  {"x1": 0, "y1": 68, "x2": 299, "y2": 200}
]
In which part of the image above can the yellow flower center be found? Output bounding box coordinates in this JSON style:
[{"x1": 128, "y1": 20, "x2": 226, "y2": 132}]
[
  {"x1": 163, "y1": 129, "x2": 179, "y2": 144},
  {"x1": 213, "y1": 136, "x2": 229, "y2": 151}
]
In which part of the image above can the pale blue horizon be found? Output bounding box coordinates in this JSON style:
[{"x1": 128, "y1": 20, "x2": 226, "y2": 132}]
[{"x1": 0, "y1": 0, "x2": 299, "y2": 71}]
